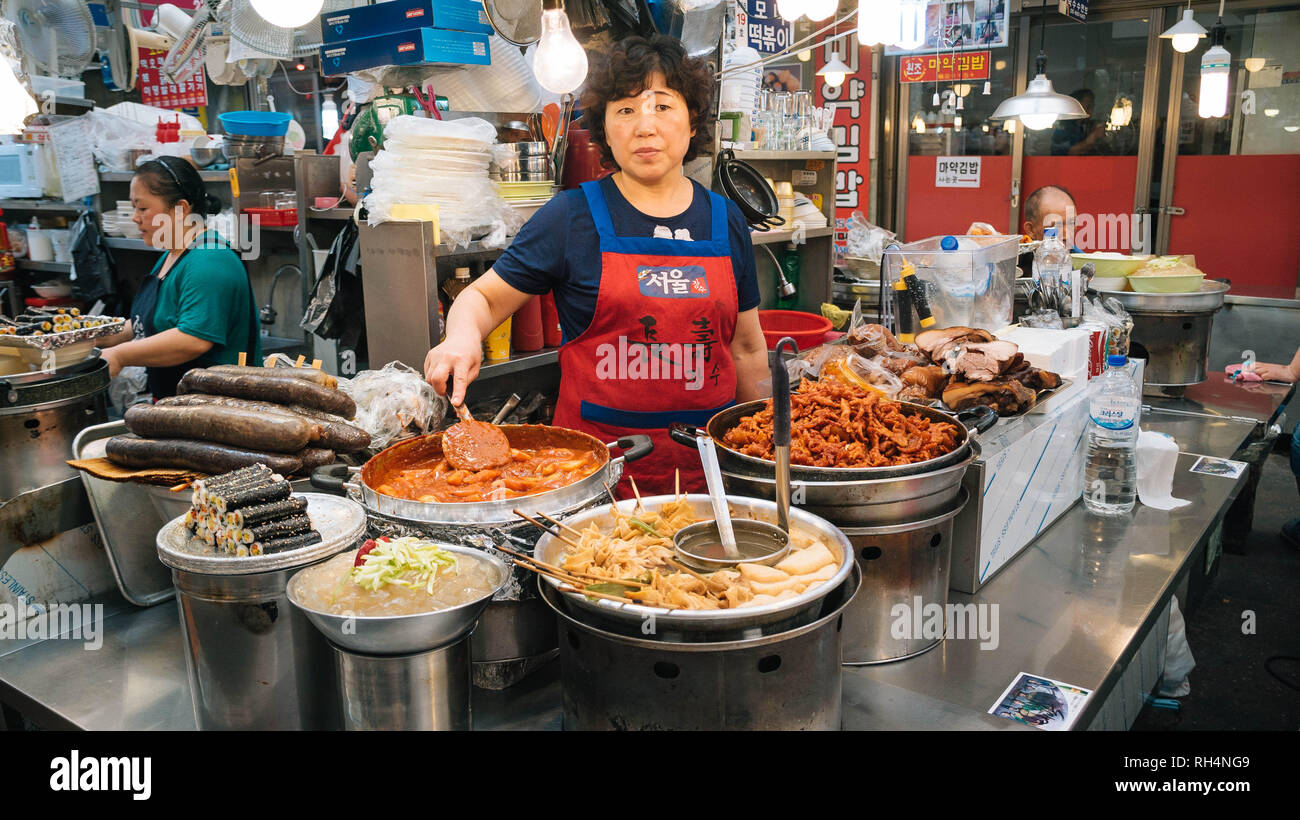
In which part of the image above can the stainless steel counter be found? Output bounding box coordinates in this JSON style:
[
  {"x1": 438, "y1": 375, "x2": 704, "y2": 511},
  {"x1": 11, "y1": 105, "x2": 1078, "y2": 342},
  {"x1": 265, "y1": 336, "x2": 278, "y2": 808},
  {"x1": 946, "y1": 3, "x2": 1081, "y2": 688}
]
[{"x1": 0, "y1": 380, "x2": 1285, "y2": 732}]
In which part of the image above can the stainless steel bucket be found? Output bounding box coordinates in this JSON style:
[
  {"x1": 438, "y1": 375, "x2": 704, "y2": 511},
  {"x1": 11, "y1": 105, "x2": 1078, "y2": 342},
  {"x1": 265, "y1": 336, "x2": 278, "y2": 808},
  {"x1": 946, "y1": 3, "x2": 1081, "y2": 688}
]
[
  {"x1": 840, "y1": 488, "x2": 969, "y2": 664},
  {"x1": 0, "y1": 360, "x2": 109, "y2": 500},
  {"x1": 1129, "y1": 310, "x2": 1215, "y2": 387},
  {"x1": 156, "y1": 494, "x2": 367, "y2": 729},
  {"x1": 333, "y1": 637, "x2": 472, "y2": 730},
  {"x1": 542, "y1": 567, "x2": 860, "y2": 730}
]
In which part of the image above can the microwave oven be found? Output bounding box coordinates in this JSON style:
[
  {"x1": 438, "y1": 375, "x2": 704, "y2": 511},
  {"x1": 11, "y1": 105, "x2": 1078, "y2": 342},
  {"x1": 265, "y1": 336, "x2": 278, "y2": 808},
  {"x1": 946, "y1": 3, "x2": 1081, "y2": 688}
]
[{"x1": 0, "y1": 143, "x2": 47, "y2": 198}]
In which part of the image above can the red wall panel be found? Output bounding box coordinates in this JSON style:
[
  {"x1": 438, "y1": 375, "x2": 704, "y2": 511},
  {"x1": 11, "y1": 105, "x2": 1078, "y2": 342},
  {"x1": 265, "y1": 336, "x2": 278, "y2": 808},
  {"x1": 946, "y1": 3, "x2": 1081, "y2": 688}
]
[
  {"x1": 1167, "y1": 155, "x2": 1300, "y2": 299},
  {"x1": 905, "y1": 155, "x2": 1013, "y2": 241}
]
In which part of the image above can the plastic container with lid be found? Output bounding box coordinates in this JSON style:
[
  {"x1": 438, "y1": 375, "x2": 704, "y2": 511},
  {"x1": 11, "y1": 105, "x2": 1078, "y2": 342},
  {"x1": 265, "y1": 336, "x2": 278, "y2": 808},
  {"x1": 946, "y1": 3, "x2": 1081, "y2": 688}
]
[
  {"x1": 512, "y1": 296, "x2": 544, "y2": 352},
  {"x1": 884, "y1": 233, "x2": 1020, "y2": 329}
]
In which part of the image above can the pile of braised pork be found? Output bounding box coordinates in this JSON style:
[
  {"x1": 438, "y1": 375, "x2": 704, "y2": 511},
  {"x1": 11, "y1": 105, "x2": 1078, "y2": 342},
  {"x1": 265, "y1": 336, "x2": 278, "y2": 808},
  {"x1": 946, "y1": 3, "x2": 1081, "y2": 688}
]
[{"x1": 839, "y1": 324, "x2": 1061, "y2": 415}]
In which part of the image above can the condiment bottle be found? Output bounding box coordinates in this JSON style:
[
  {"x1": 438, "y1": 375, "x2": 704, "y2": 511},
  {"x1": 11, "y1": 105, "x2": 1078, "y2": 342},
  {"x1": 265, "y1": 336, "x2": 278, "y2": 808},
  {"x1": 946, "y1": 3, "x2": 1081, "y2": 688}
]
[
  {"x1": 540, "y1": 292, "x2": 563, "y2": 347},
  {"x1": 512, "y1": 296, "x2": 544, "y2": 352},
  {"x1": 442, "y1": 266, "x2": 473, "y2": 307}
]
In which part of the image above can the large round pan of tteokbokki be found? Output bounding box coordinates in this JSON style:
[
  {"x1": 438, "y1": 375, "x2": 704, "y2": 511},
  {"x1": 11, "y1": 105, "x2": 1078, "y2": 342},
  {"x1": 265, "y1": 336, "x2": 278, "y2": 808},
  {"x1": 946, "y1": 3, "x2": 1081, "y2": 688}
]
[
  {"x1": 311, "y1": 425, "x2": 654, "y2": 526},
  {"x1": 670, "y1": 376, "x2": 998, "y2": 482}
]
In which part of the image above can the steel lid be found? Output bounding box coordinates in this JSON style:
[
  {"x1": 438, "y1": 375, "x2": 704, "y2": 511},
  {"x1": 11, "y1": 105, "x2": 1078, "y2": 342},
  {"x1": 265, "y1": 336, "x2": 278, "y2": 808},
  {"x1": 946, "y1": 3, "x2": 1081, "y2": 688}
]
[{"x1": 156, "y1": 492, "x2": 367, "y2": 575}]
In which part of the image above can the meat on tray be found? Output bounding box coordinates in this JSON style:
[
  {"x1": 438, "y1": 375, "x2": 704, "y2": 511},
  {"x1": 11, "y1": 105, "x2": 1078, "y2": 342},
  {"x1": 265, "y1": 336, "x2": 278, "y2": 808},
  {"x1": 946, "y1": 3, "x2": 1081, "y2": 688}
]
[
  {"x1": 914, "y1": 327, "x2": 995, "y2": 361},
  {"x1": 942, "y1": 378, "x2": 1038, "y2": 415},
  {"x1": 949, "y1": 341, "x2": 1024, "y2": 382}
]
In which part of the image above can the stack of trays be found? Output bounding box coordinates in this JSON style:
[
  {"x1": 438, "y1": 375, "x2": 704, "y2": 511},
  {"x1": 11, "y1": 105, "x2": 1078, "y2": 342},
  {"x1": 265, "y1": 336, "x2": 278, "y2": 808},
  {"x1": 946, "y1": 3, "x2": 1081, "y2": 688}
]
[{"x1": 185, "y1": 464, "x2": 322, "y2": 557}]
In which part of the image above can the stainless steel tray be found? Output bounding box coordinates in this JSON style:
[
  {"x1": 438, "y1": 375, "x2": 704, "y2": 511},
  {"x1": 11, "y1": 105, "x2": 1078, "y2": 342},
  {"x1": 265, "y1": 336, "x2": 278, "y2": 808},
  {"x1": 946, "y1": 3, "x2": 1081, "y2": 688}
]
[
  {"x1": 0, "y1": 318, "x2": 127, "y2": 350},
  {"x1": 1090, "y1": 280, "x2": 1229, "y2": 313},
  {"x1": 71, "y1": 420, "x2": 176, "y2": 607}
]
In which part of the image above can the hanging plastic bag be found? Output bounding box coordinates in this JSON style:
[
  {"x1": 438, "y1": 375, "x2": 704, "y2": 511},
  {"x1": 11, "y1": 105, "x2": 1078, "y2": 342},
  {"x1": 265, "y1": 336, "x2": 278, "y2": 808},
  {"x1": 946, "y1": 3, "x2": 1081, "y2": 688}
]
[
  {"x1": 1158, "y1": 595, "x2": 1196, "y2": 697},
  {"x1": 338, "y1": 362, "x2": 447, "y2": 450}
]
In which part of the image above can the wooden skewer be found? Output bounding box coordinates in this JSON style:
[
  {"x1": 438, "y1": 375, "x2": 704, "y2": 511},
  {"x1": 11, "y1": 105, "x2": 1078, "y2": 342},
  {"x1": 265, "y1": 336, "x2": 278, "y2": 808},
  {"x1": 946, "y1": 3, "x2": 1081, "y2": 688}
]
[
  {"x1": 512, "y1": 509, "x2": 582, "y2": 551},
  {"x1": 674, "y1": 468, "x2": 680, "y2": 501},
  {"x1": 237, "y1": 351, "x2": 247, "y2": 366},
  {"x1": 168, "y1": 481, "x2": 192, "y2": 492},
  {"x1": 494, "y1": 539, "x2": 646, "y2": 590},
  {"x1": 558, "y1": 585, "x2": 636, "y2": 605},
  {"x1": 534, "y1": 510, "x2": 582, "y2": 538},
  {"x1": 294, "y1": 354, "x2": 306, "y2": 367},
  {"x1": 627, "y1": 476, "x2": 643, "y2": 511}
]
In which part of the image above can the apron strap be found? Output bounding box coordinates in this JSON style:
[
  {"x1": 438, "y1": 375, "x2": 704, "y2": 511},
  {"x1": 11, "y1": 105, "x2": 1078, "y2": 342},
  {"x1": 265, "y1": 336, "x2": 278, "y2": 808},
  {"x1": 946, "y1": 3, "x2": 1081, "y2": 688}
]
[{"x1": 579, "y1": 178, "x2": 733, "y2": 258}]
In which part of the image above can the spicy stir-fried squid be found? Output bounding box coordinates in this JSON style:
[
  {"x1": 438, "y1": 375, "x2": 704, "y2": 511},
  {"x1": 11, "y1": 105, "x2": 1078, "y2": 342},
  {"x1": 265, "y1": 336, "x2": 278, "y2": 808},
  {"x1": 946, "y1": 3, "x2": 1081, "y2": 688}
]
[
  {"x1": 723, "y1": 378, "x2": 961, "y2": 468},
  {"x1": 559, "y1": 499, "x2": 839, "y2": 611}
]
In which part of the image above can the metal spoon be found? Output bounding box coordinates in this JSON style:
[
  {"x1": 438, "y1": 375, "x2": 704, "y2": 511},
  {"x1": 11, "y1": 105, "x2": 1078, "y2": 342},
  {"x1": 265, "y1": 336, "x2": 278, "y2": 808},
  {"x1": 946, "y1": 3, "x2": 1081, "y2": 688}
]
[{"x1": 695, "y1": 435, "x2": 740, "y2": 559}]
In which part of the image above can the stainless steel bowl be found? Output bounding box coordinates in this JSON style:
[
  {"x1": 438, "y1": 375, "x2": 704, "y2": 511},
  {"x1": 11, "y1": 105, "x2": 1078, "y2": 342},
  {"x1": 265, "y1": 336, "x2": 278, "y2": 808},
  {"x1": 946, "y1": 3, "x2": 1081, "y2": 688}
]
[
  {"x1": 287, "y1": 543, "x2": 510, "y2": 655},
  {"x1": 191, "y1": 146, "x2": 222, "y2": 168},
  {"x1": 498, "y1": 140, "x2": 550, "y2": 157},
  {"x1": 534, "y1": 494, "x2": 853, "y2": 638}
]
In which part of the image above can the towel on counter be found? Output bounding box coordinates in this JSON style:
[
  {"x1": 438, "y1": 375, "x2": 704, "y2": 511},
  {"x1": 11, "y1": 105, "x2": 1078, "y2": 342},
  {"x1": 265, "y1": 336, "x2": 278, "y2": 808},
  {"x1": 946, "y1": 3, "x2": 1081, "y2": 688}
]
[{"x1": 1136, "y1": 431, "x2": 1191, "y2": 510}]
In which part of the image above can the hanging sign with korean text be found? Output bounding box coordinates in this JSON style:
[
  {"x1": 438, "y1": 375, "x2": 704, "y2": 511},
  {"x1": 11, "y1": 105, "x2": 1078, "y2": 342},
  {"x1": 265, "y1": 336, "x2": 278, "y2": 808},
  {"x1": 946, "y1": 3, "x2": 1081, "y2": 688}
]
[
  {"x1": 743, "y1": 0, "x2": 792, "y2": 55},
  {"x1": 900, "y1": 51, "x2": 991, "y2": 83},
  {"x1": 936, "y1": 156, "x2": 981, "y2": 188},
  {"x1": 1059, "y1": 0, "x2": 1089, "y2": 23}
]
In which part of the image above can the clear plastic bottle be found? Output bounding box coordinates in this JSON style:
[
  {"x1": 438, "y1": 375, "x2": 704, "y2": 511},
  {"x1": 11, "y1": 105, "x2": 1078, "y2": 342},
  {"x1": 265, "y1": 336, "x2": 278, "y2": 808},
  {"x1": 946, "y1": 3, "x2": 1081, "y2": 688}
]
[
  {"x1": 1084, "y1": 355, "x2": 1141, "y2": 515},
  {"x1": 1033, "y1": 226, "x2": 1072, "y2": 309}
]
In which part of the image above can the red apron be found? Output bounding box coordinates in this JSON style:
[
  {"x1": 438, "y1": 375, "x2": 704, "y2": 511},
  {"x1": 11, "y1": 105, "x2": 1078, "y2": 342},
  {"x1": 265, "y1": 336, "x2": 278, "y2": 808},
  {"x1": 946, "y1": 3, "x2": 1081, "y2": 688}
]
[{"x1": 552, "y1": 180, "x2": 739, "y2": 497}]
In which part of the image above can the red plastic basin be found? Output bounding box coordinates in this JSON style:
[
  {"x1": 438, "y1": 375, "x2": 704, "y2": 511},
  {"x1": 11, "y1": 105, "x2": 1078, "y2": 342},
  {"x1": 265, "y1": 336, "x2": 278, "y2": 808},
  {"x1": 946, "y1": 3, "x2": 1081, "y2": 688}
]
[{"x1": 758, "y1": 310, "x2": 833, "y2": 351}]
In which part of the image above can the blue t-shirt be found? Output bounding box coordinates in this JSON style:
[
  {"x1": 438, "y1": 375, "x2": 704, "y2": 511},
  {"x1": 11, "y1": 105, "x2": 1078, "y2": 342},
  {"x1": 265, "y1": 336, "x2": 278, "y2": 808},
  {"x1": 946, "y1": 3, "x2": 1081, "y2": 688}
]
[{"x1": 492, "y1": 176, "x2": 761, "y2": 342}]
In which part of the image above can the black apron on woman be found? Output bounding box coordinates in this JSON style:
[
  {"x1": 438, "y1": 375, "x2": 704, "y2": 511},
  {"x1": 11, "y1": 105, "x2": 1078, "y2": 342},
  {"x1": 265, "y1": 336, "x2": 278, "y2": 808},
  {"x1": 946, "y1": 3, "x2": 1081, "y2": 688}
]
[{"x1": 128, "y1": 239, "x2": 259, "y2": 399}]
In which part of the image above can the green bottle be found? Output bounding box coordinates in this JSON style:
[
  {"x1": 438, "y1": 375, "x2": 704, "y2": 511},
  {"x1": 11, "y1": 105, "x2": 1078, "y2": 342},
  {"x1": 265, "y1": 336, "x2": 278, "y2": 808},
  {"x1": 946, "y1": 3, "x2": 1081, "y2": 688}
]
[{"x1": 778, "y1": 242, "x2": 801, "y2": 309}]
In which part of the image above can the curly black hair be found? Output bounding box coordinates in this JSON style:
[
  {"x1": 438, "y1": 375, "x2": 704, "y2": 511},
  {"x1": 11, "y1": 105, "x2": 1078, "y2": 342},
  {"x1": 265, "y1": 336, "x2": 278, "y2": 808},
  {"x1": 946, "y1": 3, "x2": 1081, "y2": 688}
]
[{"x1": 578, "y1": 35, "x2": 715, "y2": 171}]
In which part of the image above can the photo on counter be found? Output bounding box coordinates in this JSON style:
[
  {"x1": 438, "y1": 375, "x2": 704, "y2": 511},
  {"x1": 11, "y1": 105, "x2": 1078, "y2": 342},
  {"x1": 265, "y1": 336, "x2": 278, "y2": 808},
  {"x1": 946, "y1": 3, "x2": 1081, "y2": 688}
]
[
  {"x1": 989, "y1": 672, "x2": 1093, "y2": 731},
  {"x1": 1189, "y1": 456, "x2": 1248, "y2": 479}
]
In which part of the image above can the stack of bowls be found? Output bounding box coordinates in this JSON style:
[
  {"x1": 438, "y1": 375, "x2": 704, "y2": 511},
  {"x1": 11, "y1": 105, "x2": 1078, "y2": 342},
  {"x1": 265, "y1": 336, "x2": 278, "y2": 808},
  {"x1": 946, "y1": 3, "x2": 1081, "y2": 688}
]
[
  {"x1": 493, "y1": 141, "x2": 556, "y2": 222},
  {"x1": 100, "y1": 201, "x2": 142, "y2": 239},
  {"x1": 222, "y1": 133, "x2": 287, "y2": 159}
]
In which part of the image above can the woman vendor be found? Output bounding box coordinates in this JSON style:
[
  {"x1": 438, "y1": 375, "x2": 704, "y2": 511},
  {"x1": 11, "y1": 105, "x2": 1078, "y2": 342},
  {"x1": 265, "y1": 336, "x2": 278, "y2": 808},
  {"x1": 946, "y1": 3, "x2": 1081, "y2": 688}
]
[
  {"x1": 424, "y1": 35, "x2": 768, "y2": 495},
  {"x1": 99, "y1": 156, "x2": 261, "y2": 398}
]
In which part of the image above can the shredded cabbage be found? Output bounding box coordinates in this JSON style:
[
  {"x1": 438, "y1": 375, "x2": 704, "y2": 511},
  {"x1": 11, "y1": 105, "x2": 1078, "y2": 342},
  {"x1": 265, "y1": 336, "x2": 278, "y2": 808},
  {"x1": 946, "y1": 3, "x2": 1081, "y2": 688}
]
[{"x1": 351, "y1": 537, "x2": 459, "y2": 594}]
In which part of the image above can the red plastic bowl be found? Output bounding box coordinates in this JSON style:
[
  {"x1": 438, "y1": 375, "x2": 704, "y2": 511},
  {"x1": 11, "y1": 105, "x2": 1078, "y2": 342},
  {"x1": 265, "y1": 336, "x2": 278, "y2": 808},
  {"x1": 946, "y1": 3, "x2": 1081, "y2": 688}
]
[{"x1": 758, "y1": 310, "x2": 833, "y2": 351}]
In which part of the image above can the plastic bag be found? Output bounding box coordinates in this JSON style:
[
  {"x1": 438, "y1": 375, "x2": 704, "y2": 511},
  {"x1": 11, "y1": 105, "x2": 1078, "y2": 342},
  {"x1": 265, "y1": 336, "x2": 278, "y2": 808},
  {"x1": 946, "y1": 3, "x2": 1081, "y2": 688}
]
[
  {"x1": 338, "y1": 362, "x2": 447, "y2": 450},
  {"x1": 1081, "y1": 296, "x2": 1133, "y2": 356},
  {"x1": 843, "y1": 212, "x2": 896, "y2": 264},
  {"x1": 1158, "y1": 595, "x2": 1196, "y2": 697},
  {"x1": 81, "y1": 109, "x2": 156, "y2": 171}
]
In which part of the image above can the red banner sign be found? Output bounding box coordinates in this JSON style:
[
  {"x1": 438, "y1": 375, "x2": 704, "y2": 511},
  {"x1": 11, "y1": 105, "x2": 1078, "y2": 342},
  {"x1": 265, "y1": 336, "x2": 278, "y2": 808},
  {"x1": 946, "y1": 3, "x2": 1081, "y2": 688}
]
[
  {"x1": 137, "y1": 48, "x2": 208, "y2": 109},
  {"x1": 899, "y1": 51, "x2": 991, "y2": 83}
]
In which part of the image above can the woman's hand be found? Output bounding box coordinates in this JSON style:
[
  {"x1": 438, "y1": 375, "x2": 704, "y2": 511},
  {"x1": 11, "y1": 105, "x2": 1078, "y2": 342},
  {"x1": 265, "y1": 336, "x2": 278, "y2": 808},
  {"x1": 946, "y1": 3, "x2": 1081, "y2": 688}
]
[
  {"x1": 424, "y1": 329, "x2": 483, "y2": 406},
  {"x1": 1254, "y1": 362, "x2": 1297, "y2": 383},
  {"x1": 101, "y1": 346, "x2": 123, "y2": 379}
]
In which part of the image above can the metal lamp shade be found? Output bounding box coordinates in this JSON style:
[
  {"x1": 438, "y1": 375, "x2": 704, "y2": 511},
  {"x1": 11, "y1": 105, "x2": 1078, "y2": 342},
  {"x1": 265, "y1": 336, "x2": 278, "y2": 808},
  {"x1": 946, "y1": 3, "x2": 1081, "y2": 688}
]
[{"x1": 989, "y1": 74, "x2": 1089, "y2": 125}]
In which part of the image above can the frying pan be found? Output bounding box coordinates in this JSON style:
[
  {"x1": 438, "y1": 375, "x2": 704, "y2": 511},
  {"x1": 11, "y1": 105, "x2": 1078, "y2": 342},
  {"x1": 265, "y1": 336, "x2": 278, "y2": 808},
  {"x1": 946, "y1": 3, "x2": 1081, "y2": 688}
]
[
  {"x1": 714, "y1": 149, "x2": 784, "y2": 231},
  {"x1": 669, "y1": 397, "x2": 996, "y2": 482}
]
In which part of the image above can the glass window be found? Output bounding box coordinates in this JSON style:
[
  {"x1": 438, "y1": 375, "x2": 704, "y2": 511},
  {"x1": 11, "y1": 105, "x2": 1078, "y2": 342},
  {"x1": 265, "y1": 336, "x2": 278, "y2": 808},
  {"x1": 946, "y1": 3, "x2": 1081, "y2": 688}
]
[
  {"x1": 1022, "y1": 16, "x2": 1150, "y2": 157},
  {"x1": 1165, "y1": 5, "x2": 1300, "y2": 156},
  {"x1": 905, "y1": 30, "x2": 1020, "y2": 156}
]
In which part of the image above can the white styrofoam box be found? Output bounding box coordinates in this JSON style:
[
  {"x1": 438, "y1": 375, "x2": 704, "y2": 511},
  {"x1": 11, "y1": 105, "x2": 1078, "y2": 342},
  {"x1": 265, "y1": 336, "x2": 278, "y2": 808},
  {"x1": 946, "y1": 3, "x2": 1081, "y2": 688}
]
[
  {"x1": 951, "y1": 384, "x2": 1091, "y2": 592},
  {"x1": 0, "y1": 525, "x2": 117, "y2": 612},
  {"x1": 994, "y1": 326, "x2": 1090, "y2": 376},
  {"x1": 1028, "y1": 366, "x2": 1087, "y2": 413}
]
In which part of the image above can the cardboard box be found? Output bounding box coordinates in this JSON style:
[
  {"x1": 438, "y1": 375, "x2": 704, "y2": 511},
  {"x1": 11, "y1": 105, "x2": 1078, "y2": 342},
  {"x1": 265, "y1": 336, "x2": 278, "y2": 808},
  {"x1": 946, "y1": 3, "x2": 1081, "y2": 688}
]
[
  {"x1": 320, "y1": 27, "x2": 490, "y2": 76},
  {"x1": 320, "y1": 0, "x2": 493, "y2": 44}
]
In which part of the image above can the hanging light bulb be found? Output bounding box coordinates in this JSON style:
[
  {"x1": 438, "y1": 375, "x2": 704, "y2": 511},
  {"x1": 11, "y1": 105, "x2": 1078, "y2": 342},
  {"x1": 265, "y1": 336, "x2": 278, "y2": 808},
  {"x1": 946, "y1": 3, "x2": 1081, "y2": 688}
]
[
  {"x1": 817, "y1": 52, "x2": 852, "y2": 89},
  {"x1": 250, "y1": 0, "x2": 325, "y2": 28},
  {"x1": 896, "y1": 0, "x2": 927, "y2": 50},
  {"x1": 1198, "y1": 40, "x2": 1231, "y2": 118},
  {"x1": 1018, "y1": 112, "x2": 1058, "y2": 130},
  {"x1": 1284, "y1": 125, "x2": 1300, "y2": 133},
  {"x1": 797, "y1": 49, "x2": 812, "y2": 62},
  {"x1": 912, "y1": 112, "x2": 926, "y2": 133},
  {"x1": 778, "y1": 0, "x2": 806, "y2": 22},
  {"x1": 952, "y1": 83, "x2": 972, "y2": 97},
  {"x1": 1244, "y1": 57, "x2": 1266, "y2": 72},
  {"x1": 1160, "y1": 7, "x2": 1208, "y2": 54},
  {"x1": 953, "y1": 113, "x2": 962, "y2": 129},
  {"x1": 858, "y1": 0, "x2": 901, "y2": 46},
  {"x1": 1264, "y1": 108, "x2": 1279, "y2": 117},
  {"x1": 932, "y1": 90, "x2": 940, "y2": 106},
  {"x1": 534, "y1": 0, "x2": 588, "y2": 94},
  {"x1": 981, "y1": 123, "x2": 989, "y2": 132},
  {"x1": 982, "y1": 81, "x2": 991, "y2": 95},
  {"x1": 990, "y1": 16, "x2": 1087, "y2": 134},
  {"x1": 805, "y1": 0, "x2": 837, "y2": 22},
  {"x1": 1109, "y1": 95, "x2": 1133, "y2": 128},
  {"x1": 0, "y1": 58, "x2": 37, "y2": 135}
]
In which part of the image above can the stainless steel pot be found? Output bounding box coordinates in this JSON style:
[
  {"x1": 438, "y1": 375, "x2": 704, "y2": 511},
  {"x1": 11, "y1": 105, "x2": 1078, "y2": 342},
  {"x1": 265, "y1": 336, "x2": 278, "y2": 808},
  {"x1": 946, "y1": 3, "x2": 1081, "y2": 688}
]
[
  {"x1": 1093, "y1": 281, "x2": 1227, "y2": 388},
  {"x1": 669, "y1": 400, "x2": 996, "y2": 482},
  {"x1": 0, "y1": 359, "x2": 108, "y2": 500},
  {"x1": 840, "y1": 487, "x2": 969, "y2": 664},
  {"x1": 333, "y1": 638, "x2": 472, "y2": 730},
  {"x1": 533, "y1": 494, "x2": 854, "y2": 640},
  {"x1": 311, "y1": 427, "x2": 653, "y2": 525},
  {"x1": 541, "y1": 566, "x2": 859, "y2": 730},
  {"x1": 156, "y1": 494, "x2": 367, "y2": 729}
]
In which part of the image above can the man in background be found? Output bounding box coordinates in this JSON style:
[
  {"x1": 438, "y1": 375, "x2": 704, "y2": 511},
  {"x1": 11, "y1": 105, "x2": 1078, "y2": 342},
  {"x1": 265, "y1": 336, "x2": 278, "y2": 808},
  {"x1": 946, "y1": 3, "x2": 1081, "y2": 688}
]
[{"x1": 1019, "y1": 185, "x2": 1078, "y2": 276}]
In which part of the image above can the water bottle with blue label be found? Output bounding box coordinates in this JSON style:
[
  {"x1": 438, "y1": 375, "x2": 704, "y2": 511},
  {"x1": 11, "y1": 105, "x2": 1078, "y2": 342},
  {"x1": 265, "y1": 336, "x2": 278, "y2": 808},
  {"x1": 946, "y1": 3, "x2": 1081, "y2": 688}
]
[{"x1": 1084, "y1": 354, "x2": 1141, "y2": 515}]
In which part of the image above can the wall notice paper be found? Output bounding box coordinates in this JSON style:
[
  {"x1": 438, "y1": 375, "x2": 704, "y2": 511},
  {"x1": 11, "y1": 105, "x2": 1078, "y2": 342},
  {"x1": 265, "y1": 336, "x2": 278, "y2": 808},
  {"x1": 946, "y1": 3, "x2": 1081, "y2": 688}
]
[
  {"x1": 1189, "y1": 456, "x2": 1248, "y2": 480},
  {"x1": 936, "y1": 156, "x2": 981, "y2": 187},
  {"x1": 990, "y1": 672, "x2": 1093, "y2": 730},
  {"x1": 48, "y1": 117, "x2": 100, "y2": 202}
]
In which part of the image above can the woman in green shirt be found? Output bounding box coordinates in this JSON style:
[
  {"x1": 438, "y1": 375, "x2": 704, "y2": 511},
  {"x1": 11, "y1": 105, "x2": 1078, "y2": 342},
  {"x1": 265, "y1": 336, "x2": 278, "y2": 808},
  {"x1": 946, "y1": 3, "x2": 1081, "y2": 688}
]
[{"x1": 100, "y1": 156, "x2": 261, "y2": 397}]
